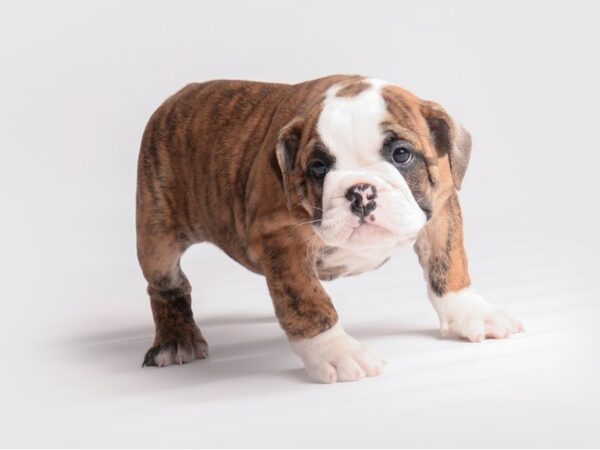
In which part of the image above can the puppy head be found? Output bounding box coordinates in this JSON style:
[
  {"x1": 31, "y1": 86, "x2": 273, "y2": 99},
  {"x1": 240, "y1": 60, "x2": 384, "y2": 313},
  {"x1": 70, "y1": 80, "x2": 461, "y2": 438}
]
[{"x1": 275, "y1": 78, "x2": 471, "y2": 249}]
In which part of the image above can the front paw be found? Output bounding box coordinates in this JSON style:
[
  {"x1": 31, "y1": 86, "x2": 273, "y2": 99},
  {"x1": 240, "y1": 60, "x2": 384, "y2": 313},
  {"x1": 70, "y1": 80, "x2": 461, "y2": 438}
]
[
  {"x1": 430, "y1": 288, "x2": 524, "y2": 342},
  {"x1": 290, "y1": 322, "x2": 386, "y2": 383}
]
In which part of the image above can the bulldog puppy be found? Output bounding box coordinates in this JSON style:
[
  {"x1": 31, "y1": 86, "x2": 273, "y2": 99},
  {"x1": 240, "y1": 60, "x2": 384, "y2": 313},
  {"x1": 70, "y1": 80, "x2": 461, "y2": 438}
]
[{"x1": 136, "y1": 75, "x2": 523, "y2": 383}]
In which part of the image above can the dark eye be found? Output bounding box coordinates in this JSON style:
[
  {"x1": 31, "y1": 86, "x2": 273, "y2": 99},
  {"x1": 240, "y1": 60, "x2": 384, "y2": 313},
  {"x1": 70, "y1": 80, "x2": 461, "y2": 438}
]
[
  {"x1": 389, "y1": 141, "x2": 414, "y2": 165},
  {"x1": 308, "y1": 159, "x2": 329, "y2": 179}
]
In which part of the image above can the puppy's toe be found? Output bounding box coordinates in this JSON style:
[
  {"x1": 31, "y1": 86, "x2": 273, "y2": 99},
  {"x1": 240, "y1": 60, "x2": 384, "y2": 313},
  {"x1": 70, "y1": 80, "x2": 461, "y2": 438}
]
[
  {"x1": 142, "y1": 338, "x2": 208, "y2": 368},
  {"x1": 352, "y1": 347, "x2": 386, "y2": 377},
  {"x1": 456, "y1": 318, "x2": 486, "y2": 342},
  {"x1": 306, "y1": 361, "x2": 338, "y2": 384},
  {"x1": 485, "y1": 314, "x2": 512, "y2": 339},
  {"x1": 500, "y1": 309, "x2": 525, "y2": 333},
  {"x1": 334, "y1": 356, "x2": 366, "y2": 382}
]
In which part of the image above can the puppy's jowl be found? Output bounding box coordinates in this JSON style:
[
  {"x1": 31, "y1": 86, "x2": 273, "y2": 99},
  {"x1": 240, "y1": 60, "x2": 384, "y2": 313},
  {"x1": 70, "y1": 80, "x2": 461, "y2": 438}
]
[{"x1": 136, "y1": 75, "x2": 523, "y2": 383}]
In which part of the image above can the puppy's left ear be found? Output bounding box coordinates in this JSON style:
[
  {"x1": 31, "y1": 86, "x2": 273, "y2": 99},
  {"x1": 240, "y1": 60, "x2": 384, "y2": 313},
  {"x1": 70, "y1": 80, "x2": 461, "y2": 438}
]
[
  {"x1": 420, "y1": 101, "x2": 472, "y2": 190},
  {"x1": 275, "y1": 117, "x2": 304, "y2": 209}
]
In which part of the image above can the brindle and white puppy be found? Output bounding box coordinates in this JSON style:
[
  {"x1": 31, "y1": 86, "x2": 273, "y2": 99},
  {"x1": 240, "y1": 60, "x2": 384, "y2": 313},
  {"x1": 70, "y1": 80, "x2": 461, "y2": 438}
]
[{"x1": 136, "y1": 75, "x2": 523, "y2": 383}]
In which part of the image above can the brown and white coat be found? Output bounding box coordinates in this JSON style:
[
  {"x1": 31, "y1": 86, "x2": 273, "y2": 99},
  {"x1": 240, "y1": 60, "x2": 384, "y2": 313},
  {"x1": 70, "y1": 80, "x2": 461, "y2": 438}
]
[{"x1": 136, "y1": 75, "x2": 523, "y2": 383}]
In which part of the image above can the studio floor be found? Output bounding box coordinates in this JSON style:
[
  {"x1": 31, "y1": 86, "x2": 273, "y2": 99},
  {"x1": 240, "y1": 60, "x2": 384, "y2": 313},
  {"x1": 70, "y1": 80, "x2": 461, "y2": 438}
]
[{"x1": 5, "y1": 206, "x2": 599, "y2": 447}]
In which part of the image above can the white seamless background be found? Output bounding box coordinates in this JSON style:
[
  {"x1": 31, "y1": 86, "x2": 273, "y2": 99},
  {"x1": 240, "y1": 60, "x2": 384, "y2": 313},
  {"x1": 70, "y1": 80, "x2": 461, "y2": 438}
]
[{"x1": 1, "y1": 0, "x2": 599, "y2": 447}]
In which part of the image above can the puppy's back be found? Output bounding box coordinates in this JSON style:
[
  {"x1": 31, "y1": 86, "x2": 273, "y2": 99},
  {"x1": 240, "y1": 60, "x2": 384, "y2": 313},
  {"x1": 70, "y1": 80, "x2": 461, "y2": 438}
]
[{"x1": 136, "y1": 80, "x2": 291, "y2": 258}]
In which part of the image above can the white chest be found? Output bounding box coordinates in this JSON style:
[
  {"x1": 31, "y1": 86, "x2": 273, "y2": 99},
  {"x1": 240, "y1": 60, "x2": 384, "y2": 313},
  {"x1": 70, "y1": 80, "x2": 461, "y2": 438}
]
[{"x1": 316, "y1": 240, "x2": 412, "y2": 280}]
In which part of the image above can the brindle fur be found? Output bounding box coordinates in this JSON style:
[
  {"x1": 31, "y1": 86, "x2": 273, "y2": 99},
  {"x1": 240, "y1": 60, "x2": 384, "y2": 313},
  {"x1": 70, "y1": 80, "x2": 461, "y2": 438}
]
[{"x1": 136, "y1": 75, "x2": 472, "y2": 366}]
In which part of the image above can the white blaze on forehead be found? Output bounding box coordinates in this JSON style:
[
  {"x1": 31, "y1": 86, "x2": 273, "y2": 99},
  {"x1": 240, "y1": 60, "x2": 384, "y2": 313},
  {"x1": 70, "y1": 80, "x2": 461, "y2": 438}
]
[
  {"x1": 316, "y1": 80, "x2": 389, "y2": 169},
  {"x1": 313, "y1": 78, "x2": 426, "y2": 261}
]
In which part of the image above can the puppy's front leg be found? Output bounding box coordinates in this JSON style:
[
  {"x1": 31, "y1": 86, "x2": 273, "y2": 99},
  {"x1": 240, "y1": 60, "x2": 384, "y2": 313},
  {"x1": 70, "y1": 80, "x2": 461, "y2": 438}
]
[
  {"x1": 415, "y1": 194, "x2": 524, "y2": 342},
  {"x1": 262, "y1": 232, "x2": 385, "y2": 383}
]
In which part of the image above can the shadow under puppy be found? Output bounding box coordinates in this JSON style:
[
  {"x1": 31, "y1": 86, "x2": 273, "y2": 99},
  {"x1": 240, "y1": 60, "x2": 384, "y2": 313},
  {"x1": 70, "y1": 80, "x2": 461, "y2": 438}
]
[{"x1": 136, "y1": 75, "x2": 523, "y2": 383}]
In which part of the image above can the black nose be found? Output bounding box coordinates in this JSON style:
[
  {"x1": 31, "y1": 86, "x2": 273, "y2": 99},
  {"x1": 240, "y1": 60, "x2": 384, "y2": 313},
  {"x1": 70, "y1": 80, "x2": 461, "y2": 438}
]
[{"x1": 345, "y1": 183, "x2": 377, "y2": 218}]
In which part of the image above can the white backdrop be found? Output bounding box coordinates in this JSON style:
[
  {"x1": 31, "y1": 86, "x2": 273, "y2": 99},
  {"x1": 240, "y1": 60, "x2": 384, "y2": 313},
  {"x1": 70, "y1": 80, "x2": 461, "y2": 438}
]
[{"x1": 1, "y1": 0, "x2": 599, "y2": 447}]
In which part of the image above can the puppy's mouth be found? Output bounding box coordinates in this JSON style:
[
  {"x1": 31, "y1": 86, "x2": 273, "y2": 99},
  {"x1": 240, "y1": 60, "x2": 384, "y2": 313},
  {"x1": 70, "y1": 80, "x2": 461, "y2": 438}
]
[
  {"x1": 350, "y1": 218, "x2": 417, "y2": 244},
  {"x1": 321, "y1": 216, "x2": 418, "y2": 249},
  {"x1": 350, "y1": 222, "x2": 397, "y2": 242}
]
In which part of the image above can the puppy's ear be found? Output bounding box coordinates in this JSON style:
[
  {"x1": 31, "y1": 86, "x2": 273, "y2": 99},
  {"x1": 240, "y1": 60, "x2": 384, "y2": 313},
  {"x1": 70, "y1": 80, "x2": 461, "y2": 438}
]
[
  {"x1": 275, "y1": 117, "x2": 304, "y2": 209},
  {"x1": 420, "y1": 101, "x2": 472, "y2": 190}
]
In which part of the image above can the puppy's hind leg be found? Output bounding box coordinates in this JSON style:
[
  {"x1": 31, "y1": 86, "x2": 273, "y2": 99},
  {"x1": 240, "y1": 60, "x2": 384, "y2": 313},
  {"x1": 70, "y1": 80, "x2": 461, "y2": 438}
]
[{"x1": 138, "y1": 235, "x2": 208, "y2": 368}]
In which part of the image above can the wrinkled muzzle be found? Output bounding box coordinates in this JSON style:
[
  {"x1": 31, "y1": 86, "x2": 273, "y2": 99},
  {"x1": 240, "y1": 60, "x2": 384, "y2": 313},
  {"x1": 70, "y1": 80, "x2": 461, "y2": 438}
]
[{"x1": 316, "y1": 170, "x2": 427, "y2": 248}]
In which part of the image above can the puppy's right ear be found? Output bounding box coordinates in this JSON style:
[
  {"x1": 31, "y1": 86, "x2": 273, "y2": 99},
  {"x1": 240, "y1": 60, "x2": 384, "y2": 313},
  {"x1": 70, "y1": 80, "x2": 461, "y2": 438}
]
[{"x1": 275, "y1": 117, "x2": 304, "y2": 210}]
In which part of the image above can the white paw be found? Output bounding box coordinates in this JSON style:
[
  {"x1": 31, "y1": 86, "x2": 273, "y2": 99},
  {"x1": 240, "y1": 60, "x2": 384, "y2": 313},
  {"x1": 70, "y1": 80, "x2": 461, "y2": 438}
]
[
  {"x1": 429, "y1": 287, "x2": 524, "y2": 342},
  {"x1": 290, "y1": 322, "x2": 386, "y2": 383}
]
